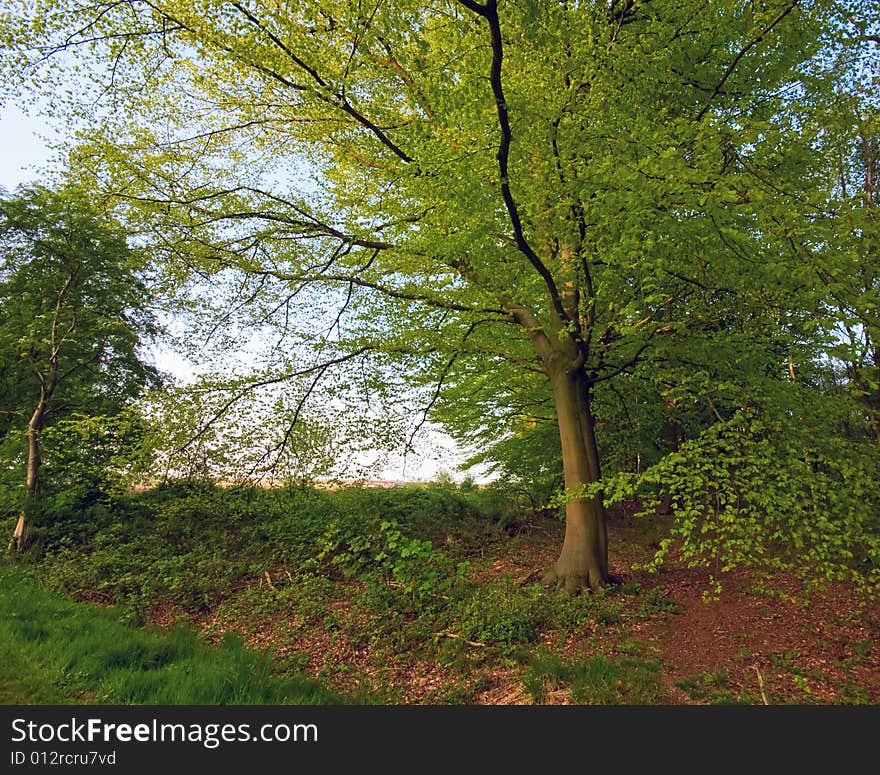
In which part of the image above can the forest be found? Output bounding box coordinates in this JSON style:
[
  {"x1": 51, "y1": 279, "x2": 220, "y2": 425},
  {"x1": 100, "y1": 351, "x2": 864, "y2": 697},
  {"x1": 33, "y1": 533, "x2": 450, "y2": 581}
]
[{"x1": 0, "y1": 0, "x2": 878, "y2": 705}]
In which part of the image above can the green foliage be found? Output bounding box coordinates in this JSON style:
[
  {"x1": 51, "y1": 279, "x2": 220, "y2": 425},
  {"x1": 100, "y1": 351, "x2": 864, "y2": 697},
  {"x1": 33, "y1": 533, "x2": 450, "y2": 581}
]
[
  {"x1": 452, "y1": 585, "x2": 543, "y2": 654},
  {"x1": 0, "y1": 563, "x2": 340, "y2": 704},
  {"x1": 635, "y1": 586, "x2": 680, "y2": 618},
  {"x1": 0, "y1": 184, "x2": 160, "y2": 539},
  {"x1": 314, "y1": 513, "x2": 462, "y2": 607},
  {"x1": 234, "y1": 572, "x2": 340, "y2": 625},
  {"x1": 447, "y1": 582, "x2": 627, "y2": 654},
  {"x1": 605, "y1": 402, "x2": 880, "y2": 595},
  {"x1": 10, "y1": 477, "x2": 874, "y2": 705},
  {"x1": 2, "y1": 0, "x2": 878, "y2": 591},
  {"x1": 30, "y1": 481, "x2": 495, "y2": 614},
  {"x1": 0, "y1": 185, "x2": 160, "y2": 413}
]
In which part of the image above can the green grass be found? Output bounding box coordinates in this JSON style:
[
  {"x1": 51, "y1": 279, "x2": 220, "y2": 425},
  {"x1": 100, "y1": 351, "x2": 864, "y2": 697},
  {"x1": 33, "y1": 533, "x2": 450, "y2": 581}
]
[
  {"x1": 0, "y1": 564, "x2": 342, "y2": 705},
  {"x1": 675, "y1": 670, "x2": 756, "y2": 705},
  {"x1": 524, "y1": 649, "x2": 668, "y2": 704}
]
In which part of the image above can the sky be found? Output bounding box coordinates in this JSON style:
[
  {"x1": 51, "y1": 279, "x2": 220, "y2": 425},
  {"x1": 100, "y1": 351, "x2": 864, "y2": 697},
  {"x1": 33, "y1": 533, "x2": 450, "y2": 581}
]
[
  {"x1": 0, "y1": 104, "x2": 56, "y2": 192},
  {"x1": 0, "y1": 103, "x2": 482, "y2": 482}
]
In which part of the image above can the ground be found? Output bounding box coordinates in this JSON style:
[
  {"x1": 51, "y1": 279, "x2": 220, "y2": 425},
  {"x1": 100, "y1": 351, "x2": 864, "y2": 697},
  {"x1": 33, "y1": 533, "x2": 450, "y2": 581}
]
[
  {"x1": 464, "y1": 512, "x2": 877, "y2": 705},
  {"x1": 151, "y1": 506, "x2": 878, "y2": 705}
]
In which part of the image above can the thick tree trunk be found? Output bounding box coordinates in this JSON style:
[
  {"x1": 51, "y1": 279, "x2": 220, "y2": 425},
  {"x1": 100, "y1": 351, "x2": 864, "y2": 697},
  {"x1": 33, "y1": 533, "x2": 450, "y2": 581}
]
[
  {"x1": 542, "y1": 366, "x2": 609, "y2": 593},
  {"x1": 7, "y1": 404, "x2": 43, "y2": 552},
  {"x1": 504, "y1": 300, "x2": 608, "y2": 593}
]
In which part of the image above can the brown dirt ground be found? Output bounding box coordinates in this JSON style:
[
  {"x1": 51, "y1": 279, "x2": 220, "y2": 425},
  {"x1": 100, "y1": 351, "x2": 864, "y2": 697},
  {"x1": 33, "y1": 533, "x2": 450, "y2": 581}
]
[
  {"x1": 157, "y1": 509, "x2": 879, "y2": 706},
  {"x1": 487, "y1": 511, "x2": 879, "y2": 705},
  {"x1": 510, "y1": 511, "x2": 880, "y2": 705}
]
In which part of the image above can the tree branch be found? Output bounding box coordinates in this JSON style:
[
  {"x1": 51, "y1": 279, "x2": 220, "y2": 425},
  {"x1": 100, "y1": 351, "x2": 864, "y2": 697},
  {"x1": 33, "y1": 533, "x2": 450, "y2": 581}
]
[
  {"x1": 230, "y1": 1, "x2": 414, "y2": 163},
  {"x1": 696, "y1": 0, "x2": 799, "y2": 122},
  {"x1": 458, "y1": 0, "x2": 572, "y2": 334},
  {"x1": 178, "y1": 346, "x2": 372, "y2": 452}
]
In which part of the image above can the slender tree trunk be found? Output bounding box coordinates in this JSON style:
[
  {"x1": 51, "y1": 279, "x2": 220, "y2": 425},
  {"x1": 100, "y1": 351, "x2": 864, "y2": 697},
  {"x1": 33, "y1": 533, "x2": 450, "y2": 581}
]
[
  {"x1": 869, "y1": 412, "x2": 880, "y2": 445},
  {"x1": 657, "y1": 399, "x2": 682, "y2": 514},
  {"x1": 850, "y1": 362, "x2": 880, "y2": 444},
  {"x1": 542, "y1": 365, "x2": 609, "y2": 593},
  {"x1": 8, "y1": 403, "x2": 44, "y2": 552},
  {"x1": 871, "y1": 345, "x2": 880, "y2": 444}
]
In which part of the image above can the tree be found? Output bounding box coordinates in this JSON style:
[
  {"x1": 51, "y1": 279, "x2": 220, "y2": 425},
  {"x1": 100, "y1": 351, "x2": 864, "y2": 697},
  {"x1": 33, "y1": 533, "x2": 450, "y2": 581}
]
[
  {"x1": 0, "y1": 185, "x2": 160, "y2": 550},
  {"x1": 817, "y1": 105, "x2": 880, "y2": 442},
  {"x1": 2, "y1": 0, "x2": 874, "y2": 589}
]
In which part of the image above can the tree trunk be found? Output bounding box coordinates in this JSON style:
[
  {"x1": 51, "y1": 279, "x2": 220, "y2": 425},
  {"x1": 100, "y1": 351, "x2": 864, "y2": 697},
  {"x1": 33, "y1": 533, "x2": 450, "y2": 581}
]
[
  {"x1": 869, "y1": 414, "x2": 880, "y2": 445},
  {"x1": 7, "y1": 403, "x2": 44, "y2": 552},
  {"x1": 870, "y1": 345, "x2": 880, "y2": 444},
  {"x1": 542, "y1": 365, "x2": 609, "y2": 593},
  {"x1": 657, "y1": 400, "x2": 682, "y2": 514}
]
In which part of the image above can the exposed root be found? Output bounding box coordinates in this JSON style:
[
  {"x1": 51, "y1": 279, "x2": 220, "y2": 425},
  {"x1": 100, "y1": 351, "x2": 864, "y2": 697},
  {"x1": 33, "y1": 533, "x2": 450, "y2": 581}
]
[{"x1": 541, "y1": 564, "x2": 607, "y2": 596}]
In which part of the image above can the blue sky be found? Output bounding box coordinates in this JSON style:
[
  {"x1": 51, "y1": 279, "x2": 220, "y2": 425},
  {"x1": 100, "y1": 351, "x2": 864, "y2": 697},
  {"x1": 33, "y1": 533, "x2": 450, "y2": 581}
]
[{"x1": 0, "y1": 105, "x2": 56, "y2": 192}]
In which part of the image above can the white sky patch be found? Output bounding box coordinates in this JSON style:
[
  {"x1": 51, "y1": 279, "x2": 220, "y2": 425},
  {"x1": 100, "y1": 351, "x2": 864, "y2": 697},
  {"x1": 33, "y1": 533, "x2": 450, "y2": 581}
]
[{"x1": 0, "y1": 105, "x2": 56, "y2": 191}]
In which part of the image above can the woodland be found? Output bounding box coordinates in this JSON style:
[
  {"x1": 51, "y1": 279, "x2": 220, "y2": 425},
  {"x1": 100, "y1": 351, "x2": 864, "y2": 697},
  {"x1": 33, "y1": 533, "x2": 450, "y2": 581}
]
[{"x1": 0, "y1": 0, "x2": 878, "y2": 704}]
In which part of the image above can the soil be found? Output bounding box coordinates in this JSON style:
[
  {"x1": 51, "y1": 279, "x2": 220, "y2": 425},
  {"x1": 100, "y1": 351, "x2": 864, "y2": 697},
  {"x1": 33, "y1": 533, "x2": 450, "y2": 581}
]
[
  {"x1": 165, "y1": 507, "x2": 880, "y2": 705},
  {"x1": 512, "y1": 510, "x2": 879, "y2": 705},
  {"x1": 482, "y1": 510, "x2": 880, "y2": 705}
]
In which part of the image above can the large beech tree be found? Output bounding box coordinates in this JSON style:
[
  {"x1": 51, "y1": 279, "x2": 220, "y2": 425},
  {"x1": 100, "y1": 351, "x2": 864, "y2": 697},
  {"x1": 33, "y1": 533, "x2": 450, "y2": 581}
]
[{"x1": 2, "y1": 0, "x2": 874, "y2": 589}]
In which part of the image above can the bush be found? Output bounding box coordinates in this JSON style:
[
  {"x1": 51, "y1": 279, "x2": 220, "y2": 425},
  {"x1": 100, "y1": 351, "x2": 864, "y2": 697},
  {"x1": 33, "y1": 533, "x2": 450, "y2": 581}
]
[
  {"x1": 602, "y1": 405, "x2": 880, "y2": 596},
  {"x1": 27, "y1": 481, "x2": 494, "y2": 614}
]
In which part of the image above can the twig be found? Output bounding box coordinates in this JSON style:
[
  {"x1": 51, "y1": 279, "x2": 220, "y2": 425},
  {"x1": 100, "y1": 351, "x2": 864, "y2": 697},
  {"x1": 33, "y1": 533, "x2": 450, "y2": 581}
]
[
  {"x1": 437, "y1": 632, "x2": 485, "y2": 648},
  {"x1": 515, "y1": 568, "x2": 543, "y2": 586},
  {"x1": 754, "y1": 666, "x2": 769, "y2": 705},
  {"x1": 264, "y1": 571, "x2": 275, "y2": 590}
]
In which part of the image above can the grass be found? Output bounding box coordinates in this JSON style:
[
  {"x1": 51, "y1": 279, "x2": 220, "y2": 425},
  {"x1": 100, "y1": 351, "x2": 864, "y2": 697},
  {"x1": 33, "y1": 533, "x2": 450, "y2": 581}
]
[
  {"x1": 675, "y1": 670, "x2": 756, "y2": 705},
  {"x1": 2, "y1": 482, "x2": 694, "y2": 705},
  {"x1": 525, "y1": 650, "x2": 668, "y2": 704},
  {"x1": 0, "y1": 564, "x2": 342, "y2": 705}
]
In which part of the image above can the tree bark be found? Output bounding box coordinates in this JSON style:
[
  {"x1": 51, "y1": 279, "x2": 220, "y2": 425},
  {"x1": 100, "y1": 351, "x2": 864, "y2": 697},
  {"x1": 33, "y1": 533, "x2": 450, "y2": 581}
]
[
  {"x1": 7, "y1": 402, "x2": 44, "y2": 552},
  {"x1": 871, "y1": 345, "x2": 880, "y2": 444},
  {"x1": 541, "y1": 364, "x2": 609, "y2": 593}
]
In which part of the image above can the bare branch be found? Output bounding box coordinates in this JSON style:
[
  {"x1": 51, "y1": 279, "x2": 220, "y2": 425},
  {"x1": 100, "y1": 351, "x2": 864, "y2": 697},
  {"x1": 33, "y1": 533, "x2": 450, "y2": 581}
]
[
  {"x1": 408, "y1": 350, "x2": 460, "y2": 451},
  {"x1": 178, "y1": 346, "x2": 371, "y2": 452},
  {"x1": 242, "y1": 262, "x2": 505, "y2": 316}
]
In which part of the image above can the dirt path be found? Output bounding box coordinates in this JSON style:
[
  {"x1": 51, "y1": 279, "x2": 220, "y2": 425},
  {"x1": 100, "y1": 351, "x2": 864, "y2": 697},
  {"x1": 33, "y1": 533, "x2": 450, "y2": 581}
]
[{"x1": 645, "y1": 564, "x2": 880, "y2": 704}]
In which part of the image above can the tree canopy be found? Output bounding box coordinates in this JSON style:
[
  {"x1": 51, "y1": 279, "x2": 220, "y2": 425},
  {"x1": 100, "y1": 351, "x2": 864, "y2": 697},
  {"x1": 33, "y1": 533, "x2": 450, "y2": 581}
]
[
  {"x1": 0, "y1": 185, "x2": 160, "y2": 549},
  {"x1": 2, "y1": 0, "x2": 878, "y2": 591}
]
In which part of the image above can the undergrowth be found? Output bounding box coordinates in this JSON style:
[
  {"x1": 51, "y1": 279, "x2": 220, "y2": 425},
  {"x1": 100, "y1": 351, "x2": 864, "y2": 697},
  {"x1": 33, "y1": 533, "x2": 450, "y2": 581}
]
[
  {"x1": 2, "y1": 479, "x2": 811, "y2": 706},
  {"x1": 0, "y1": 564, "x2": 342, "y2": 704}
]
